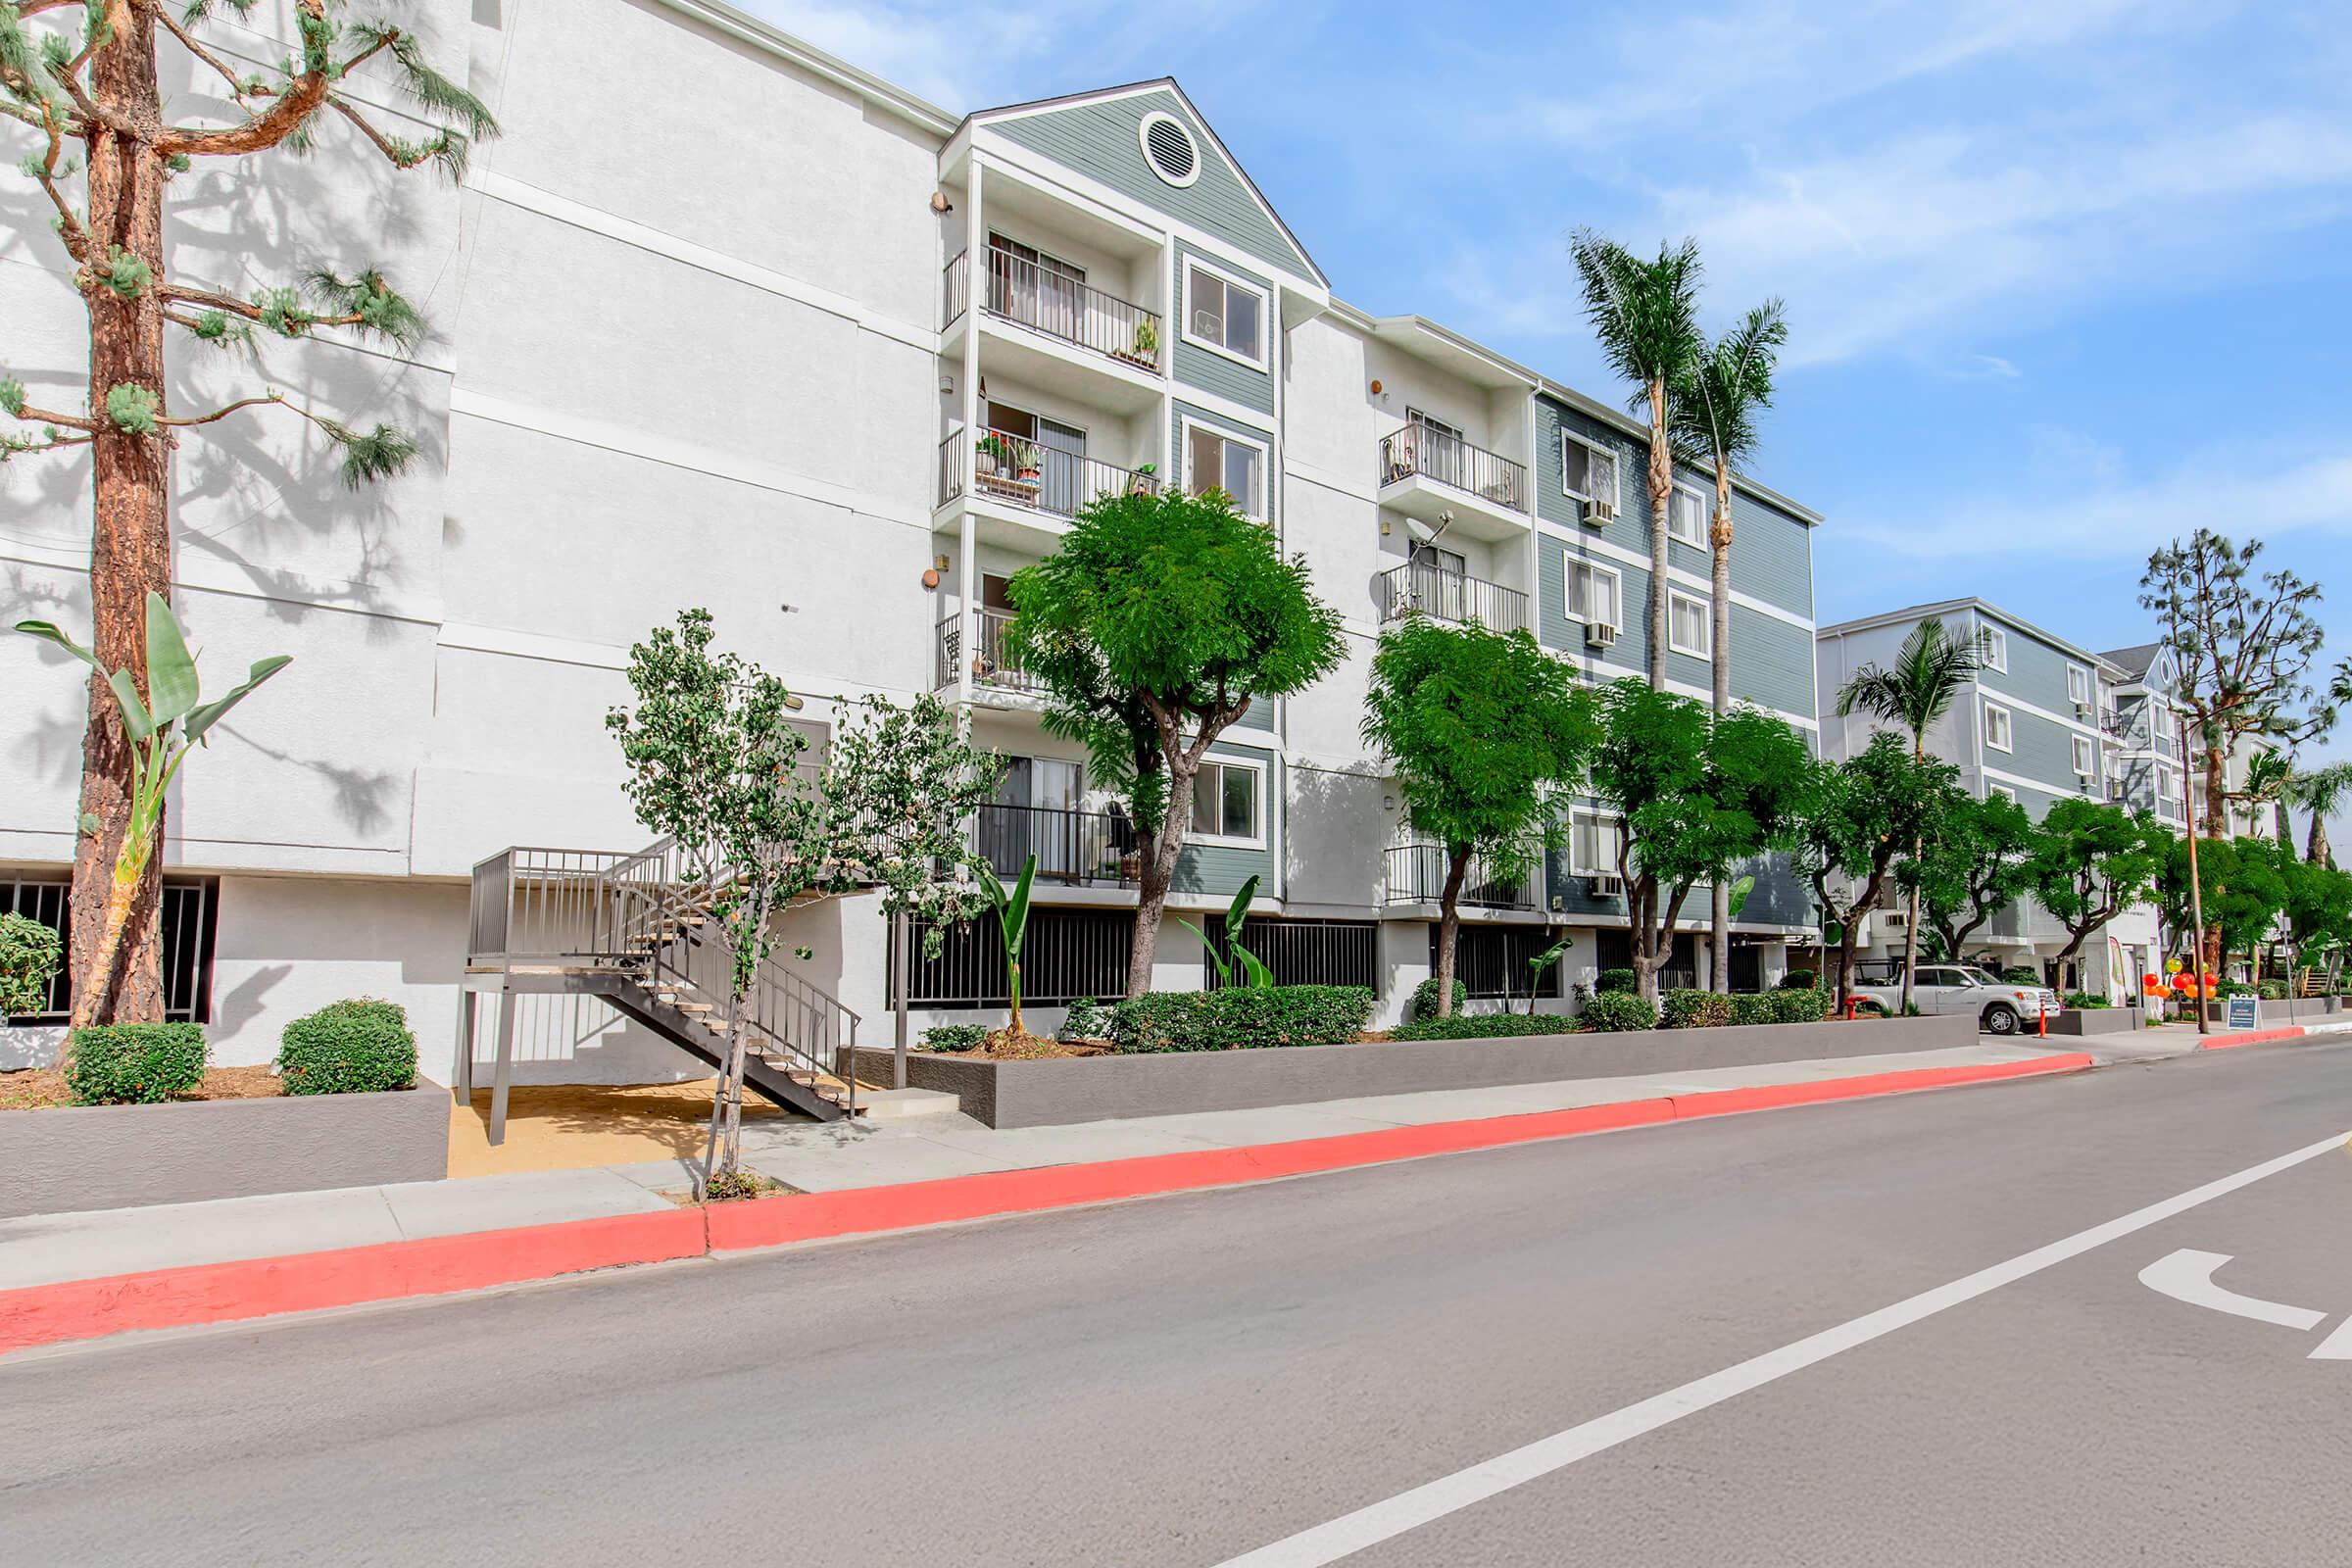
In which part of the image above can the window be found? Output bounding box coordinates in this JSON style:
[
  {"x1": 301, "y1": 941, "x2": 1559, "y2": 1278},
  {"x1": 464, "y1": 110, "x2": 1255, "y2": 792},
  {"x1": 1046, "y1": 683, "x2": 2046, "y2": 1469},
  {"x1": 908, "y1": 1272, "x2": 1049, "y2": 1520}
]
[
  {"x1": 1569, "y1": 811, "x2": 1620, "y2": 877},
  {"x1": 2, "y1": 874, "x2": 218, "y2": 1023},
  {"x1": 2072, "y1": 734, "x2": 2097, "y2": 776},
  {"x1": 1980, "y1": 624, "x2": 2008, "y2": 672},
  {"x1": 1207, "y1": 916, "x2": 1376, "y2": 991},
  {"x1": 1184, "y1": 259, "x2": 1265, "y2": 367},
  {"x1": 1560, "y1": 434, "x2": 1619, "y2": 505},
  {"x1": 1434, "y1": 925, "x2": 1566, "y2": 1001},
  {"x1": 1668, "y1": 589, "x2": 1710, "y2": 659},
  {"x1": 2067, "y1": 664, "x2": 2091, "y2": 706},
  {"x1": 1563, "y1": 559, "x2": 1622, "y2": 628},
  {"x1": 1987, "y1": 783, "x2": 2016, "y2": 803},
  {"x1": 902, "y1": 907, "x2": 1135, "y2": 1005},
  {"x1": 2157, "y1": 764, "x2": 2179, "y2": 803},
  {"x1": 1189, "y1": 756, "x2": 1264, "y2": 846},
  {"x1": 1668, "y1": 483, "x2": 1707, "y2": 548},
  {"x1": 1983, "y1": 700, "x2": 2013, "y2": 753},
  {"x1": 1183, "y1": 420, "x2": 1265, "y2": 518}
]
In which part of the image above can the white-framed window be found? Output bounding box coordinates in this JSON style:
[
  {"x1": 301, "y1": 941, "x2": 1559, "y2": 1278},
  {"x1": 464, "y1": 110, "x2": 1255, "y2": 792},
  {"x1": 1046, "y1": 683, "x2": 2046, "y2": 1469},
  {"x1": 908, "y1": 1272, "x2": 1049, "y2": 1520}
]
[
  {"x1": 2067, "y1": 663, "x2": 2091, "y2": 706},
  {"x1": 1188, "y1": 755, "x2": 1265, "y2": 848},
  {"x1": 1983, "y1": 699, "x2": 2014, "y2": 754},
  {"x1": 1182, "y1": 417, "x2": 1267, "y2": 520},
  {"x1": 1668, "y1": 482, "x2": 1708, "y2": 548},
  {"x1": 1563, "y1": 559, "x2": 1622, "y2": 628},
  {"x1": 2157, "y1": 763, "x2": 2179, "y2": 803},
  {"x1": 1183, "y1": 258, "x2": 1266, "y2": 368},
  {"x1": 2072, "y1": 734, "x2": 2096, "y2": 775},
  {"x1": 1568, "y1": 809, "x2": 1620, "y2": 877},
  {"x1": 1987, "y1": 783, "x2": 2017, "y2": 804},
  {"x1": 1980, "y1": 623, "x2": 2008, "y2": 672},
  {"x1": 1560, "y1": 433, "x2": 1620, "y2": 505},
  {"x1": 1667, "y1": 589, "x2": 1710, "y2": 659}
]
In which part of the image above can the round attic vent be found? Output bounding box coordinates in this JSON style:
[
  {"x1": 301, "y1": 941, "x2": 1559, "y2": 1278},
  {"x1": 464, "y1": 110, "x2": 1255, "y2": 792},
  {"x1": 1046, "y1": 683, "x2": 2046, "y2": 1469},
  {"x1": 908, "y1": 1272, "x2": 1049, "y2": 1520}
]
[{"x1": 1139, "y1": 112, "x2": 1200, "y2": 188}]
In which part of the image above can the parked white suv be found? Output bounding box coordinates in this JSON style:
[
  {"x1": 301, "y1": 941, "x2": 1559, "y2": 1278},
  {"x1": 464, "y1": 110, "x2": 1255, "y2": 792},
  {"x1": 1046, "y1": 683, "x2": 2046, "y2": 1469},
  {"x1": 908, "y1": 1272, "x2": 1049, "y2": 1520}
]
[{"x1": 1852, "y1": 965, "x2": 2061, "y2": 1036}]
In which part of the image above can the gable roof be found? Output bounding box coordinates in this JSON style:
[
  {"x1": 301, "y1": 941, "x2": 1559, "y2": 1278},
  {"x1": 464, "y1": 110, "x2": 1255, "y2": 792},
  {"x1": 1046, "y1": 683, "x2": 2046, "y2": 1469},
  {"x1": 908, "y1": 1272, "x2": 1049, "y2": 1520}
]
[{"x1": 963, "y1": 79, "x2": 1327, "y2": 290}]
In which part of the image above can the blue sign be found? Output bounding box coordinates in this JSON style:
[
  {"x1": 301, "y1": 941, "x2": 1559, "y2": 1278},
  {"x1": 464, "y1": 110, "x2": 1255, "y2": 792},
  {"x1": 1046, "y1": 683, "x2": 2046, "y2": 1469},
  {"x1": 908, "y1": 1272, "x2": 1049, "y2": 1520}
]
[{"x1": 2226, "y1": 995, "x2": 2259, "y2": 1032}]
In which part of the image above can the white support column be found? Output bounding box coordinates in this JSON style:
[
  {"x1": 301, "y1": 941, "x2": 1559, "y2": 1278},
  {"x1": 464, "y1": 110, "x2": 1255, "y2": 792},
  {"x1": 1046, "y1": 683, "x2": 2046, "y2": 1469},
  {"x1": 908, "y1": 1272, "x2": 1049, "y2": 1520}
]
[
  {"x1": 956, "y1": 161, "x2": 985, "y2": 712},
  {"x1": 488, "y1": 980, "x2": 516, "y2": 1148}
]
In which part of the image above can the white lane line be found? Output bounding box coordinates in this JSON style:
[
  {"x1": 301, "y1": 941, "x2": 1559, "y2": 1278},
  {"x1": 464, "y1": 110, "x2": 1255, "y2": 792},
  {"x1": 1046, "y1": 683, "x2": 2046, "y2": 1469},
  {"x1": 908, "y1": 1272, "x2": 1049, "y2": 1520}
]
[
  {"x1": 1214, "y1": 1130, "x2": 2351, "y2": 1568},
  {"x1": 2137, "y1": 1250, "x2": 2327, "y2": 1331}
]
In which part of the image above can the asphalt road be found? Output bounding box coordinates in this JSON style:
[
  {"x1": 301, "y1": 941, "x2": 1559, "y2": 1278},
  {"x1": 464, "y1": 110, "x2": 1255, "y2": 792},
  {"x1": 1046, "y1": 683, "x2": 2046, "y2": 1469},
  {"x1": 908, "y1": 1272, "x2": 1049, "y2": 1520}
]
[{"x1": 7, "y1": 1041, "x2": 2352, "y2": 1567}]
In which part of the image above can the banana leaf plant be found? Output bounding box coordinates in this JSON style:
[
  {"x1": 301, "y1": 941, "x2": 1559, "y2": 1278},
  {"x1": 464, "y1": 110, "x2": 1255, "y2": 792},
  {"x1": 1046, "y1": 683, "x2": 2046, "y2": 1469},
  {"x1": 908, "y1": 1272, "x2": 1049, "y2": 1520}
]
[
  {"x1": 1182, "y1": 874, "x2": 1273, "y2": 989},
  {"x1": 1524, "y1": 932, "x2": 1573, "y2": 1015},
  {"x1": 978, "y1": 853, "x2": 1038, "y2": 1038},
  {"x1": 16, "y1": 593, "x2": 289, "y2": 1025}
]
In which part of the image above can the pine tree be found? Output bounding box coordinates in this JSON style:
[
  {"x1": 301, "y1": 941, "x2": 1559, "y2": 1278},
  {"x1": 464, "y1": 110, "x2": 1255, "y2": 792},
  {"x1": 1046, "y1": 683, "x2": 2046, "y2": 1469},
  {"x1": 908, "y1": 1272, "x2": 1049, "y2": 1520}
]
[{"x1": 1, "y1": 1, "x2": 494, "y2": 1024}]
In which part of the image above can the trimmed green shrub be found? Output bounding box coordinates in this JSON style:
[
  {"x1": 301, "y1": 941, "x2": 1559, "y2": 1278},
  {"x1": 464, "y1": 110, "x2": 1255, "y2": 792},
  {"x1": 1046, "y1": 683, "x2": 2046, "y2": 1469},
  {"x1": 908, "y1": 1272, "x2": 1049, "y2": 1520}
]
[
  {"x1": 2256, "y1": 979, "x2": 2288, "y2": 1001},
  {"x1": 1998, "y1": 966, "x2": 2042, "y2": 986},
  {"x1": 1659, "y1": 989, "x2": 1733, "y2": 1030},
  {"x1": 1579, "y1": 991, "x2": 1656, "y2": 1033},
  {"x1": 1408, "y1": 976, "x2": 1469, "y2": 1021},
  {"x1": 1391, "y1": 1011, "x2": 1572, "y2": 1041},
  {"x1": 921, "y1": 1022, "x2": 989, "y2": 1053},
  {"x1": 1595, "y1": 967, "x2": 1638, "y2": 995},
  {"x1": 1769, "y1": 988, "x2": 1833, "y2": 1024},
  {"x1": 0, "y1": 911, "x2": 63, "y2": 1019},
  {"x1": 1058, "y1": 998, "x2": 1106, "y2": 1038},
  {"x1": 1728, "y1": 994, "x2": 1777, "y2": 1027},
  {"x1": 2217, "y1": 981, "x2": 2256, "y2": 999},
  {"x1": 1777, "y1": 968, "x2": 1817, "y2": 991},
  {"x1": 276, "y1": 999, "x2": 417, "y2": 1095},
  {"x1": 65, "y1": 1022, "x2": 207, "y2": 1105},
  {"x1": 1109, "y1": 986, "x2": 1376, "y2": 1054},
  {"x1": 2063, "y1": 991, "x2": 2110, "y2": 1009}
]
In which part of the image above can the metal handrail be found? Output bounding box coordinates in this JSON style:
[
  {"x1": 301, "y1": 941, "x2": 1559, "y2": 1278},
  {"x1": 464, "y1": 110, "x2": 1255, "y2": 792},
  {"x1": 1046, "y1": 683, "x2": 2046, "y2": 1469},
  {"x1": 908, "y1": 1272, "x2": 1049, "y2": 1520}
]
[
  {"x1": 936, "y1": 607, "x2": 1034, "y2": 692},
  {"x1": 982, "y1": 248, "x2": 1160, "y2": 369},
  {"x1": 1378, "y1": 562, "x2": 1528, "y2": 635},
  {"x1": 976, "y1": 802, "x2": 1140, "y2": 885},
  {"x1": 941, "y1": 250, "x2": 969, "y2": 330},
  {"x1": 945, "y1": 424, "x2": 1159, "y2": 516},
  {"x1": 1381, "y1": 842, "x2": 1540, "y2": 909},
  {"x1": 1377, "y1": 426, "x2": 1526, "y2": 511}
]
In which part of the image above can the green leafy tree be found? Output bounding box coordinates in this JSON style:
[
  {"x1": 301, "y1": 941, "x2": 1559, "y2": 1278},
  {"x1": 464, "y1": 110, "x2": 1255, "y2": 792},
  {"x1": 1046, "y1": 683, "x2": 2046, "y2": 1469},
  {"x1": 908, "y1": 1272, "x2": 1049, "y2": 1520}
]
[
  {"x1": 1002, "y1": 489, "x2": 1345, "y2": 997},
  {"x1": 2280, "y1": 853, "x2": 2352, "y2": 991},
  {"x1": 1788, "y1": 733, "x2": 1959, "y2": 1004},
  {"x1": 1568, "y1": 229, "x2": 1703, "y2": 692},
  {"x1": 1670, "y1": 297, "x2": 1788, "y2": 985},
  {"x1": 2159, "y1": 835, "x2": 2288, "y2": 980},
  {"x1": 0, "y1": 911, "x2": 64, "y2": 1020},
  {"x1": 1360, "y1": 619, "x2": 1597, "y2": 1017},
  {"x1": 2026, "y1": 800, "x2": 2170, "y2": 973},
  {"x1": 1590, "y1": 681, "x2": 1811, "y2": 1002},
  {"x1": 1, "y1": 1, "x2": 493, "y2": 1025},
  {"x1": 17, "y1": 592, "x2": 287, "y2": 1030},
  {"x1": 606, "y1": 610, "x2": 831, "y2": 1186},
  {"x1": 823, "y1": 689, "x2": 1001, "y2": 940},
  {"x1": 1910, "y1": 789, "x2": 2038, "y2": 960},
  {"x1": 1836, "y1": 616, "x2": 1986, "y2": 1011}
]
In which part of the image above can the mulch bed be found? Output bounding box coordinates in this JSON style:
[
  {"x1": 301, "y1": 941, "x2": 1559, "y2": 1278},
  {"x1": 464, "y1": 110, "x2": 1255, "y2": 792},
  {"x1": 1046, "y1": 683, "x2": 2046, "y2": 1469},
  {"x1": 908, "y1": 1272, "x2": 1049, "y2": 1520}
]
[
  {"x1": 0, "y1": 1064, "x2": 284, "y2": 1111},
  {"x1": 945, "y1": 1030, "x2": 1114, "y2": 1061}
]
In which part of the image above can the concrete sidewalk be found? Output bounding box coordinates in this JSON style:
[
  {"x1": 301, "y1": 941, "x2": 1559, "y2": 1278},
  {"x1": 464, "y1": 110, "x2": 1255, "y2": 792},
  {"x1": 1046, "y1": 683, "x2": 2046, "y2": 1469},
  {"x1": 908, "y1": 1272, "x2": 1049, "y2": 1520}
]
[{"x1": 0, "y1": 1039, "x2": 2102, "y2": 1297}]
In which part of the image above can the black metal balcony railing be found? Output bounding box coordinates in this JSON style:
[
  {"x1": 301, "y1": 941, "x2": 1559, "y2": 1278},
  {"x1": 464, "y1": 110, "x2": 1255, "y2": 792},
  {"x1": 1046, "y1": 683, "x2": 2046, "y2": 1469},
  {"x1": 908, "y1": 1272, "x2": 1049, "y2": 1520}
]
[
  {"x1": 976, "y1": 803, "x2": 1140, "y2": 886},
  {"x1": 1382, "y1": 843, "x2": 1539, "y2": 910},
  {"x1": 938, "y1": 425, "x2": 1159, "y2": 515},
  {"x1": 1379, "y1": 562, "x2": 1528, "y2": 635},
  {"x1": 936, "y1": 606, "x2": 1033, "y2": 693},
  {"x1": 1377, "y1": 426, "x2": 1526, "y2": 511},
  {"x1": 935, "y1": 248, "x2": 1160, "y2": 370}
]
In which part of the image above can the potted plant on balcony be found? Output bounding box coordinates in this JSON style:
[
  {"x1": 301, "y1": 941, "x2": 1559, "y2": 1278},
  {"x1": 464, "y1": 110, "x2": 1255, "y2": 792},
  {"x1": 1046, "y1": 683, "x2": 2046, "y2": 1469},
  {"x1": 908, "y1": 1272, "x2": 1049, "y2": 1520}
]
[
  {"x1": 1123, "y1": 318, "x2": 1159, "y2": 368},
  {"x1": 1014, "y1": 441, "x2": 1042, "y2": 483},
  {"x1": 1129, "y1": 462, "x2": 1156, "y2": 497},
  {"x1": 975, "y1": 431, "x2": 1013, "y2": 479}
]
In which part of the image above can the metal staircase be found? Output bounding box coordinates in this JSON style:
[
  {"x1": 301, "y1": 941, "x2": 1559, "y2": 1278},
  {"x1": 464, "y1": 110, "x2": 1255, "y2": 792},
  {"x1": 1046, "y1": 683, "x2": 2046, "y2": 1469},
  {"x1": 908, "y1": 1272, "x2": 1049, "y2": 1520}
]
[{"x1": 459, "y1": 839, "x2": 864, "y2": 1143}]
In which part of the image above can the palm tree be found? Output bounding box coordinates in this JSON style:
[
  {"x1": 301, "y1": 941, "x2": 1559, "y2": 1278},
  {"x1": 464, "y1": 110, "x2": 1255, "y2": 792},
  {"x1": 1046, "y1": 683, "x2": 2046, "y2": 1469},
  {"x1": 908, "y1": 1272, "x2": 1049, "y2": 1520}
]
[
  {"x1": 1569, "y1": 230, "x2": 1704, "y2": 692},
  {"x1": 2233, "y1": 749, "x2": 2295, "y2": 844},
  {"x1": 1672, "y1": 299, "x2": 1788, "y2": 988},
  {"x1": 2288, "y1": 760, "x2": 2352, "y2": 867},
  {"x1": 1837, "y1": 617, "x2": 1986, "y2": 1012}
]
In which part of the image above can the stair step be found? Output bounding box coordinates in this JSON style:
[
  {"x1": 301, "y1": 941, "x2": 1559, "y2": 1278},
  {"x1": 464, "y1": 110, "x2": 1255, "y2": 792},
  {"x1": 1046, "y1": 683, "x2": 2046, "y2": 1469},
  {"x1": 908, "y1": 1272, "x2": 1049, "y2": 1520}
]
[{"x1": 855, "y1": 1087, "x2": 961, "y2": 1121}]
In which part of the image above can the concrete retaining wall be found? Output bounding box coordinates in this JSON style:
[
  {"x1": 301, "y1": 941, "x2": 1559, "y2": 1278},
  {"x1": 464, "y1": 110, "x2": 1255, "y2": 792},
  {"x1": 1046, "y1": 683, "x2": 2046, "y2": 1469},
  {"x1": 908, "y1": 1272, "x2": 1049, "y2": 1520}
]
[
  {"x1": 854, "y1": 1013, "x2": 1977, "y2": 1129},
  {"x1": 0, "y1": 1087, "x2": 449, "y2": 1220},
  {"x1": 2049, "y1": 1008, "x2": 2145, "y2": 1037}
]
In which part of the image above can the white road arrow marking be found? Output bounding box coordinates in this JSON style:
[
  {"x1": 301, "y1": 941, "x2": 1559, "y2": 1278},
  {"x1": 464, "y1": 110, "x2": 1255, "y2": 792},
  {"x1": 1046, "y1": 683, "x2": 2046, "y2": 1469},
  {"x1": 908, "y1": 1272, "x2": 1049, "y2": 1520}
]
[
  {"x1": 2308, "y1": 1316, "x2": 2352, "y2": 1359},
  {"x1": 2137, "y1": 1249, "x2": 2328, "y2": 1331}
]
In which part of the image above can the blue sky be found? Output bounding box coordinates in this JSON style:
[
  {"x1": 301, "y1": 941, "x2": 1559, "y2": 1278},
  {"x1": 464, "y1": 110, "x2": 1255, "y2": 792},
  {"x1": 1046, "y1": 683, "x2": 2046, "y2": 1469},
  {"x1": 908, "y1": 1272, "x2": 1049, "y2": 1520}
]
[{"x1": 752, "y1": 0, "x2": 2352, "y2": 759}]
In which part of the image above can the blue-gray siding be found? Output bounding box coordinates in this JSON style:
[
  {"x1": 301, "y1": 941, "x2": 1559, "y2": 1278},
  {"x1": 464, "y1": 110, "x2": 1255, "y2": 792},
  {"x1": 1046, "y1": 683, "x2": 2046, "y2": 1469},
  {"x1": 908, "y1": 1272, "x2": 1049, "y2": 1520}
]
[
  {"x1": 1981, "y1": 684, "x2": 2096, "y2": 798},
  {"x1": 986, "y1": 89, "x2": 1319, "y2": 287},
  {"x1": 1173, "y1": 740, "x2": 1274, "y2": 898}
]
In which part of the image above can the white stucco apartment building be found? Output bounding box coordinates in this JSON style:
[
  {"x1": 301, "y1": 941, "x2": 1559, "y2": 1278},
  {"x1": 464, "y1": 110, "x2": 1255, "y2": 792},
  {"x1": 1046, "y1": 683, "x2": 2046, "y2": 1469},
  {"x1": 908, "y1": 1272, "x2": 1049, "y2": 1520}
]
[{"x1": 2, "y1": 0, "x2": 1826, "y2": 1082}]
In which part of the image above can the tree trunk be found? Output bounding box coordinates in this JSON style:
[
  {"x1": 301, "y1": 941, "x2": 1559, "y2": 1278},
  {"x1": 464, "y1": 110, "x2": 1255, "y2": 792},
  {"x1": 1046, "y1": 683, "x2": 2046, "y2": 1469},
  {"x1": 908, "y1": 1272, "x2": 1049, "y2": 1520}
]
[
  {"x1": 1126, "y1": 760, "x2": 1194, "y2": 999},
  {"x1": 2307, "y1": 811, "x2": 2330, "y2": 869},
  {"x1": 1644, "y1": 374, "x2": 1670, "y2": 692},
  {"x1": 1433, "y1": 845, "x2": 1470, "y2": 1019},
  {"x1": 2198, "y1": 732, "x2": 2229, "y2": 994},
  {"x1": 1897, "y1": 737, "x2": 1925, "y2": 1015},
  {"x1": 71, "y1": 10, "x2": 172, "y2": 1027},
  {"x1": 1708, "y1": 465, "x2": 1734, "y2": 991}
]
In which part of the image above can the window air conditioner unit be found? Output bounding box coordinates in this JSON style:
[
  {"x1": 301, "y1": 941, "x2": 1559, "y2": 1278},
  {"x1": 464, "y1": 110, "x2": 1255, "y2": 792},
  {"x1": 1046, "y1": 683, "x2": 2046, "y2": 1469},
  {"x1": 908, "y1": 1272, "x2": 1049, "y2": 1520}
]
[
  {"x1": 1585, "y1": 620, "x2": 1619, "y2": 650},
  {"x1": 1581, "y1": 497, "x2": 1615, "y2": 527},
  {"x1": 2075, "y1": 700, "x2": 2094, "y2": 718},
  {"x1": 1587, "y1": 874, "x2": 1625, "y2": 898}
]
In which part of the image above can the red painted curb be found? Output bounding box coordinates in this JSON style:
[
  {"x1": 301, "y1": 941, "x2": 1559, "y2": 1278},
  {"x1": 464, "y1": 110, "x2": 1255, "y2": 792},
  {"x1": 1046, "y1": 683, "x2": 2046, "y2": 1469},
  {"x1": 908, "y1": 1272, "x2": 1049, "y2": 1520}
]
[
  {"x1": 2200, "y1": 1027, "x2": 2306, "y2": 1052},
  {"x1": 1666, "y1": 1054, "x2": 2095, "y2": 1121},
  {"x1": 0, "y1": 1206, "x2": 708, "y2": 1358}
]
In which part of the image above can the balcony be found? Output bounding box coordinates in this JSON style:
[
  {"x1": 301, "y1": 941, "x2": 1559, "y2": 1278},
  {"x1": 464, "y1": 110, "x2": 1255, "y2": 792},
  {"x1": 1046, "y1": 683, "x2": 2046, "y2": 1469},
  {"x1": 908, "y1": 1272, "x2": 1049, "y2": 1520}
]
[
  {"x1": 977, "y1": 803, "x2": 1140, "y2": 887},
  {"x1": 942, "y1": 249, "x2": 1164, "y2": 414},
  {"x1": 1382, "y1": 843, "x2": 1540, "y2": 911},
  {"x1": 936, "y1": 607, "x2": 1034, "y2": 697},
  {"x1": 938, "y1": 426, "x2": 1159, "y2": 521},
  {"x1": 1378, "y1": 562, "x2": 1527, "y2": 635},
  {"x1": 1375, "y1": 426, "x2": 1528, "y2": 541}
]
